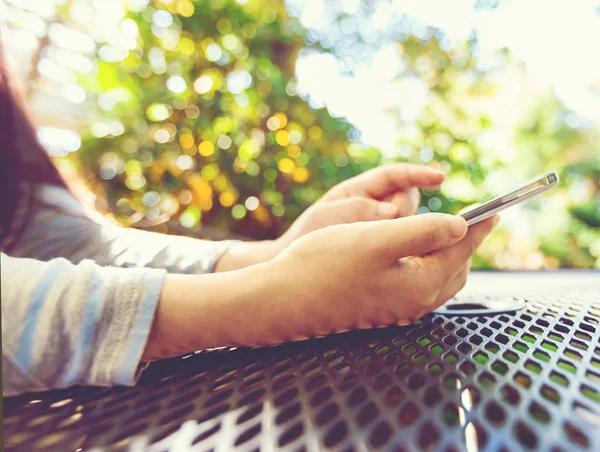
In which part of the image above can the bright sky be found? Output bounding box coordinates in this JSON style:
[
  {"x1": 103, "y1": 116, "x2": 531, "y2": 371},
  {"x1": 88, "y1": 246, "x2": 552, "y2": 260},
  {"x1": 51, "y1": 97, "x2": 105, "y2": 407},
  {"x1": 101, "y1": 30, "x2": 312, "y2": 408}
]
[{"x1": 289, "y1": 0, "x2": 600, "y2": 155}]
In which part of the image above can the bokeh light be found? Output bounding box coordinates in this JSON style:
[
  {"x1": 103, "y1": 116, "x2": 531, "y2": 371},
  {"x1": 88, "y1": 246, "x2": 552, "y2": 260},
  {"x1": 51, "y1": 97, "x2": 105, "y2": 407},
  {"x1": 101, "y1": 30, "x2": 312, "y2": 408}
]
[{"x1": 3, "y1": 0, "x2": 599, "y2": 269}]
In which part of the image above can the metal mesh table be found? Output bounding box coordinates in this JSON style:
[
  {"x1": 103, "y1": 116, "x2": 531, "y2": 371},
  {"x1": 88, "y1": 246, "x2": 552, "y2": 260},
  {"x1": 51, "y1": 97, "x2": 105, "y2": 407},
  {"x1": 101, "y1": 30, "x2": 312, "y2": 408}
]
[{"x1": 3, "y1": 271, "x2": 600, "y2": 451}]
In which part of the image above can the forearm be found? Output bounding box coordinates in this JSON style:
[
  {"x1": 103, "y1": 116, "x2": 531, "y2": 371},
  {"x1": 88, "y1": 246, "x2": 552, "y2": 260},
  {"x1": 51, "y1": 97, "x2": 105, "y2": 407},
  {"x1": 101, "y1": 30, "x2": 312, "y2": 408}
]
[
  {"x1": 142, "y1": 259, "x2": 306, "y2": 361},
  {"x1": 19, "y1": 185, "x2": 286, "y2": 274},
  {"x1": 14, "y1": 186, "x2": 246, "y2": 274}
]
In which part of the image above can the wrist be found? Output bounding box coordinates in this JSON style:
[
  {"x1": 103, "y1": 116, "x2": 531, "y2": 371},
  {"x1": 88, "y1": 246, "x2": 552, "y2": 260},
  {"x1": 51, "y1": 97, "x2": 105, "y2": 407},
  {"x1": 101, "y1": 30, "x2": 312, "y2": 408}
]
[
  {"x1": 214, "y1": 238, "x2": 283, "y2": 272},
  {"x1": 207, "y1": 259, "x2": 311, "y2": 347}
]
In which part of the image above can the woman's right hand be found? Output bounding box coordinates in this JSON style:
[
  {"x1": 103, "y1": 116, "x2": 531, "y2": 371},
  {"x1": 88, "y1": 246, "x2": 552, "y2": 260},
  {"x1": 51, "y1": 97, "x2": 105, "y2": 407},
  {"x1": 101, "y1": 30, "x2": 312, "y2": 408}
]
[
  {"x1": 247, "y1": 213, "x2": 497, "y2": 345},
  {"x1": 143, "y1": 213, "x2": 497, "y2": 360}
]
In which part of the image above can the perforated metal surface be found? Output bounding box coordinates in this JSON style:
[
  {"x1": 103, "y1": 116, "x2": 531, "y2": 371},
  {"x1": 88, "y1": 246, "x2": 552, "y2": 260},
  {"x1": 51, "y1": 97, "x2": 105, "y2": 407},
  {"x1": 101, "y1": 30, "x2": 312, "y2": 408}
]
[{"x1": 3, "y1": 272, "x2": 600, "y2": 451}]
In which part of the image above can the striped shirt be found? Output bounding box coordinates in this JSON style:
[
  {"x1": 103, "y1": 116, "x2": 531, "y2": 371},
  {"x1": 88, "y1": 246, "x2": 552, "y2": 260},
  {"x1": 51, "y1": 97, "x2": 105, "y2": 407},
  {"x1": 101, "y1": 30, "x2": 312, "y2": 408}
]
[{"x1": 2, "y1": 185, "x2": 238, "y2": 396}]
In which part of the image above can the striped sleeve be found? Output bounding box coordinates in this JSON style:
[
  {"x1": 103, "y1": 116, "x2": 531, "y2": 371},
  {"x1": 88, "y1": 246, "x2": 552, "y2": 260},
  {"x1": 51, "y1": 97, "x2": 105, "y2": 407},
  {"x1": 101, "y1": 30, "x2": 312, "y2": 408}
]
[
  {"x1": 3, "y1": 184, "x2": 241, "y2": 396},
  {"x1": 10, "y1": 185, "x2": 239, "y2": 274},
  {"x1": 1, "y1": 252, "x2": 166, "y2": 396}
]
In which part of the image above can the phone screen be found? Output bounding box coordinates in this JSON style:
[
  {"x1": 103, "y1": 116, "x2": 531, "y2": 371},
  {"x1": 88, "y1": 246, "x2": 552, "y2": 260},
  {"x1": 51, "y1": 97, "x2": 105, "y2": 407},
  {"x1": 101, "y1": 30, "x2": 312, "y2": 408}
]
[{"x1": 459, "y1": 172, "x2": 559, "y2": 226}]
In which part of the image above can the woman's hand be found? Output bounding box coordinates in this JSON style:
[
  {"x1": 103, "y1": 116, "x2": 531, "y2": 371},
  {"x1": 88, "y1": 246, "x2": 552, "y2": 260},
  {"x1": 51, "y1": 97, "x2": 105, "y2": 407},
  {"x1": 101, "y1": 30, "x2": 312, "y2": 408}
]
[
  {"x1": 144, "y1": 213, "x2": 497, "y2": 359},
  {"x1": 215, "y1": 164, "x2": 444, "y2": 272},
  {"x1": 278, "y1": 163, "x2": 444, "y2": 249},
  {"x1": 254, "y1": 213, "x2": 496, "y2": 343}
]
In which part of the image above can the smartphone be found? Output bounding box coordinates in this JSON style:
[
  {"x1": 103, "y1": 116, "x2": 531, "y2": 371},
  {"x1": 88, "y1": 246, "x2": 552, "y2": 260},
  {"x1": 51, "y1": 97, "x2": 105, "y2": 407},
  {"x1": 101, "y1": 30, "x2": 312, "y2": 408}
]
[{"x1": 459, "y1": 171, "x2": 559, "y2": 226}]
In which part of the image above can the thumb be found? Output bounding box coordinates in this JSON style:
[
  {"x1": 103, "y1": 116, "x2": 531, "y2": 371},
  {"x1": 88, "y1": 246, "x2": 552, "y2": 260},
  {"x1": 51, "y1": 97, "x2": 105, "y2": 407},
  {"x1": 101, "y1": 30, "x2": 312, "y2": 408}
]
[{"x1": 368, "y1": 213, "x2": 468, "y2": 262}]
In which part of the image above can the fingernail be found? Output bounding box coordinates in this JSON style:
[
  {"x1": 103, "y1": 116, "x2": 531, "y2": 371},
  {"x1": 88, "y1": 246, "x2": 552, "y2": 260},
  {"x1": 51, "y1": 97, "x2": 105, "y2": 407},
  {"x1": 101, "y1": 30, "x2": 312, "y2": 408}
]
[
  {"x1": 493, "y1": 216, "x2": 500, "y2": 226},
  {"x1": 449, "y1": 216, "x2": 467, "y2": 238},
  {"x1": 377, "y1": 202, "x2": 398, "y2": 217}
]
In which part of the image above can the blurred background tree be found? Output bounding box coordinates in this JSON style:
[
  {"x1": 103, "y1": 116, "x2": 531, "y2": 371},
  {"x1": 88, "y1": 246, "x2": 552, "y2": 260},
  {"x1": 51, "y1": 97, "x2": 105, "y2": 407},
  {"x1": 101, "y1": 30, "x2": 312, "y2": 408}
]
[{"x1": 3, "y1": 0, "x2": 599, "y2": 269}]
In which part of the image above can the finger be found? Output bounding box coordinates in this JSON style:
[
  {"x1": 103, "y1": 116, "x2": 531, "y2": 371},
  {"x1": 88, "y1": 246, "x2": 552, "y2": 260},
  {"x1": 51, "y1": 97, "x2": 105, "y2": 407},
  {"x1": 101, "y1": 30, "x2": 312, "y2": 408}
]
[
  {"x1": 323, "y1": 164, "x2": 444, "y2": 201},
  {"x1": 310, "y1": 197, "x2": 399, "y2": 229},
  {"x1": 432, "y1": 259, "x2": 471, "y2": 310},
  {"x1": 364, "y1": 213, "x2": 468, "y2": 263},
  {"x1": 385, "y1": 188, "x2": 420, "y2": 217},
  {"x1": 422, "y1": 215, "x2": 498, "y2": 281}
]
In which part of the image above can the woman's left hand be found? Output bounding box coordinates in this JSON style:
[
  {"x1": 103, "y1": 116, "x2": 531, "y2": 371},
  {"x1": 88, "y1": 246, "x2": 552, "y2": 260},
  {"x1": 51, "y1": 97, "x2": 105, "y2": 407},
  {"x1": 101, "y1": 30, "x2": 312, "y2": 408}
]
[
  {"x1": 215, "y1": 163, "x2": 444, "y2": 271},
  {"x1": 278, "y1": 163, "x2": 445, "y2": 249}
]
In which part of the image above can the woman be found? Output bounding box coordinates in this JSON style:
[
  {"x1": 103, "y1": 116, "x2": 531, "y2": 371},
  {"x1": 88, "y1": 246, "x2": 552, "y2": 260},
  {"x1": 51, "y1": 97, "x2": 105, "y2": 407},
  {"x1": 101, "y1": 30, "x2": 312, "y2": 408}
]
[{"x1": 1, "y1": 39, "x2": 497, "y2": 396}]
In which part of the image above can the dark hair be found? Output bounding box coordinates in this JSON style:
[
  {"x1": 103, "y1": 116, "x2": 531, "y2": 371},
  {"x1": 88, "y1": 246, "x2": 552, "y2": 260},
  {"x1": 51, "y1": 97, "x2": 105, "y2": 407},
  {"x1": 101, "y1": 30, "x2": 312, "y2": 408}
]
[{"x1": 0, "y1": 34, "x2": 67, "y2": 251}]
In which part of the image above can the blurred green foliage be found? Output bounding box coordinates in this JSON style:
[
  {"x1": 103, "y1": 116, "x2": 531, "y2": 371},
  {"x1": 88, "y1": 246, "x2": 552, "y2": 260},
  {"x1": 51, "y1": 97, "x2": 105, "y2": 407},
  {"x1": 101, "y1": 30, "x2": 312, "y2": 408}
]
[
  {"x1": 51, "y1": 0, "x2": 599, "y2": 269},
  {"x1": 73, "y1": 0, "x2": 376, "y2": 239}
]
